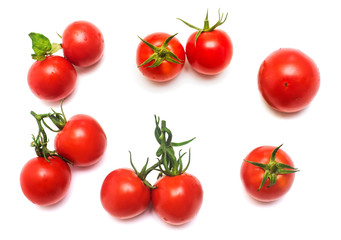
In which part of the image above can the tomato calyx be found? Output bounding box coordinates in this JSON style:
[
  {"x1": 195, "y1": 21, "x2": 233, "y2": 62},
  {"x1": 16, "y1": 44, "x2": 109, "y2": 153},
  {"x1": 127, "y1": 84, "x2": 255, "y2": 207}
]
[
  {"x1": 29, "y1": 33, "x2": 62, "y2": 61},
  {"x1": 137, "y1": 33, "x2": 184, "y2": 68},
  {"x1": 129, "y1": 151, "x2": 159, "y2": 189},
  {"x1": 178, "y1": 9, "x2": 228, "y2": 47},
  {"x1": 154, "y1": 116, "x2": 195, "y2": 177},
  {"x1": 244, "y1": 144, "x2": 299, "y2": 191}
]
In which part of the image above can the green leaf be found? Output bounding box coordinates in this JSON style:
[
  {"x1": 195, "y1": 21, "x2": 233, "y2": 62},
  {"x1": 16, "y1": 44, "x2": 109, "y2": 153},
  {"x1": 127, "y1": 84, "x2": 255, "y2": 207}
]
[
  {"x1": 29, "y1": 32, "x2": 52, "y2": 59},
  {"x1": 49, "y1": 43, "x2": 62, "y2": 55}
]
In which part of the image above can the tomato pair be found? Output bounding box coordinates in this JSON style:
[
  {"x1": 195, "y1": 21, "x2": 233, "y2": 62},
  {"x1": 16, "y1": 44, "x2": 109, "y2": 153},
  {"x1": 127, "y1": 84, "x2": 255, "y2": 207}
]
[
  {"x1": 136, "y1": 10, "x2": 233, "y2": 82},
  {"x1": 100, "y1": 116, "x2": 203, "y2": 225},
  {"x1": 27, "y1": 21, "x2": 104, "y2": 102},
  {"x1": 20, "y1": 104, "x2": 107, "y2": 206}
]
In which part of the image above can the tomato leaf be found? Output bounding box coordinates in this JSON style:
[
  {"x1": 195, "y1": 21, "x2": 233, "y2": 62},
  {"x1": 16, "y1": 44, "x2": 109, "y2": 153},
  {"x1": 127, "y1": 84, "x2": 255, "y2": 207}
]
[{"x1": 29, "y1": 32, "x2": 62, "y2": 61}]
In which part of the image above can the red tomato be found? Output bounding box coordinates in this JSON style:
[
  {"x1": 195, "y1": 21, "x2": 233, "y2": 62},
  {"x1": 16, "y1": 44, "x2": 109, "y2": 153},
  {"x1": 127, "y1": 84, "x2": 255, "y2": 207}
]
[
  {"x1": 152, "y1": 173, "x2": 203, "y2": 225},
  {"x1": 54, "y1": 114, "x2": 107, "y2": 167},
  {"x1": 186, "y1": 29, "x2": 233, "y2": 75},
  {"x1": 20, "y1": 156, "x2": 71, "y2": 206},
  {"x1": 258, "y1": 48, "x2": 320, "y2": 113},
  {"x1": 27, "y1": 55, "x2": 77, "y2": 102},
  {"x1": 240, "y1": 146, "x2": 296, "y2": 202},
  {"x1": 136, "y1": 32, "x2": 185, "y2": 82},
  {"x1": 62, "y1": 21, "x2": 104, "y2": 67},
  {"x1": 100, "y1": 169, "x2": 151, "y2": 219}
]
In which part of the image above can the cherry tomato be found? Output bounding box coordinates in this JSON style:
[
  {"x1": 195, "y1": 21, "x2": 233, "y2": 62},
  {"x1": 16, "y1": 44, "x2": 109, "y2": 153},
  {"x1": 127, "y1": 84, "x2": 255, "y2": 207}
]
[
  {"x1": 20, "y1": 156, "x2": 71, "y2": 206},
  {"x1": 100, "y1": 169, "x2": 151, "y2": 219},
  {"x1": 27, "y1": 55, "x2": 77, "y2": 102},
  {"x1": 54, "y1": 114, "x2": 107, "y2": 167},
  {"x1": 62, "y1": 21, "x2": 104, "y2": 67},
  {"x1": 186, "y1": 29, "x2": 233, "y2": 75},
  {"x1": 258, "y1": 48, "x2": 320, "y2": 113},
  {"x1": 241, "y1": 146, "x2": 297, "y2": 202},
  {"x1": 152, "y1": 173, "x2": 203, "y2": 225},
  {"x1": 136, "y1": 32, "x2": 185, "y2": 82}
]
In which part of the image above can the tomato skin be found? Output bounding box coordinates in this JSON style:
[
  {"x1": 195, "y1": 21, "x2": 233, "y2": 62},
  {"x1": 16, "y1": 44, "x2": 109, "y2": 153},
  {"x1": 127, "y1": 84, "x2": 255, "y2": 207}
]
[
  {"x1": 258, "y1": 48, "x2": 320, "y2": 113},
  {"x1": 136, "y1": 32, "x2": 185, "y2": 82},
  {"x1": 27, "y1": 55, "x2": 77, "y2": 101},
  {"x1": 186, "y1": 29, "x2": 233, "y2": 75},
  {"x1": 100, "y1": 169, "x2": 151, "y2": 219},
  {"x1": 62, "y1": 21, "x2": 104, "y2": 67},
  {"x1": 54, "y1": 114, "x2": 107, "y2": 167},
  {"x1": 241, "y1": 146, "x2": 295, "y2": 202},
  {"x1": 152, "y1": 173, "x2": 203, "y2": 225},
  {"x1": 20, "y1": 156, "x2": 71, "y2": 206}
]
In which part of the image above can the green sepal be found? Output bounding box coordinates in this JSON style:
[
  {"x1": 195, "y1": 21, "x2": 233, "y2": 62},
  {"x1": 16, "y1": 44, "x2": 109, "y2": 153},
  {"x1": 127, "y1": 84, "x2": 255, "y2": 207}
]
[
  {"x1": 177, "y1": 9, "x2": 228, "y2": 47},
  {"x1": 137, "y1": 33, "x2": 184, "y2": 68},
  {"x1": 29, "y1": 32, "x2": 62, "y2": 61}
]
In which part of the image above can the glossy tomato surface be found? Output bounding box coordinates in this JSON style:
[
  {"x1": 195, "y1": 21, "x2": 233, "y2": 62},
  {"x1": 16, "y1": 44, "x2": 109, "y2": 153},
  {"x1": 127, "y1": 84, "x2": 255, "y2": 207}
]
[
  {"x1": 152, "y1": 173, "x2": 203, "y2": 225},
  {"x1": 54, "y1": 114, "x2": 107, "y2": 167},
  {"x1": 100, "y1": 169, "x2": 151, "y2": 219},
  {"x1": 240, "y1": 146, "x2": 295, "y2": 202},
  {"x1": 62, "y1": 21, "x2": 104, "y2": 67},
  {"x1": 186, "y1": 29, "x2": 233, "y2": 75},
  {"x1": 20, "y1": 156, "x2": 71, "y2": 206},
  {"x1": 136, "y1": 32, "x2": 185, "y2": 82},
  {"x1": 27, "y1": 55, "x2": 77, "y2": 102},
  {"x1": 258, "y1": 48, "x2": 320, "y2": 113}
]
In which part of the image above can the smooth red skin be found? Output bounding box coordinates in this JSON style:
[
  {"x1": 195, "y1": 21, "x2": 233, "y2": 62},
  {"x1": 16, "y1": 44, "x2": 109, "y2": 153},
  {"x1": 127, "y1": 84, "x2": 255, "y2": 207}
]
[
  {"x1": 186, "y1": 29, "x2": 233, "y2": 75},
  {"x1": 54, "y1": 114, "x2": 107, "y2": 167},
  {"x1": 136, "y1": 32, "x2": 185, "y2": 82},
  {"x1": 258, "y1": 48, "x2": 320, "y2": 113},
  {"x1": 27, "y1": 56, "x2": 77, "y2": 101},
  {"x1": 100, "y1": 169, "x2": 151, "y2": 219},
  {"x1": 152, "y1": 173, "x2": 203, "y2": 225},
  {"x1": 62, "y1": 21, "x2": 104, "y2": 67},
  {"x1": 20, "y1": 157, "x2": 71, "y2": 206},
  {"x1": 241, "y1": 146, "x2": 295, "y2": 202}
]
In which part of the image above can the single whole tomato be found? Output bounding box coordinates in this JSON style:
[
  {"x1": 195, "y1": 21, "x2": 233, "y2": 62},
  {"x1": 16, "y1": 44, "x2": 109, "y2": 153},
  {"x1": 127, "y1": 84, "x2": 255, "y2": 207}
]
[
  {"x1": 100, "y1": 169, "x2": 151, "y2": 219},
  {"x1": 186, "y1": 29, "x2": 233, "y2": 75},
  {"x1": 20, "y1": 156, "x2": 71, "y2": 206},
  {"x1": 241, "y1": 145, "x2": 298, "y2": 202},
  {"x1": 152, "y1": 173, "x2": 203, "y2": 225},
  {"x1": 136, "y1": 32, "x2": 185, "y2": 82},
  {"x1": 27, "y1": 55, "x2": 77, "y2": 101},
  {"x1": 62, "y1": 21, "x2": 104, "y2": 67},
  {"x1": 54, "y1": 114, "x2": 107, "y2": 167},
  {"x1": 258, "y1": 48, "x2": 320, "y2": 113},
  {"x1": 179, "y1": 10, "x2": 233, "y2": 75}
]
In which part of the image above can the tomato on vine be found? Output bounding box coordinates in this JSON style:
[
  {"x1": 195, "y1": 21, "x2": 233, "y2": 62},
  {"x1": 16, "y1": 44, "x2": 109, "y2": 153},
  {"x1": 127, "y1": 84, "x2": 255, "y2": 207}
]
[
  {"x1": 27, "y1": 33, "x2": 77, "y2": 102},
  {"x1": 20, "y1": 110, "x2": 72, "y2": 206},
  {"x1": 241, "y1": 145, "x2": 298, "y2": 202},
  {"x1": 151, "y1": 116, "x2": 203, "y2": 225},
  {"x1": 136, "y1": 33, "x2": 185, "y2": 82},
  {"x1": 178, "y1": 9, "x2": 233, "y2": 75}
]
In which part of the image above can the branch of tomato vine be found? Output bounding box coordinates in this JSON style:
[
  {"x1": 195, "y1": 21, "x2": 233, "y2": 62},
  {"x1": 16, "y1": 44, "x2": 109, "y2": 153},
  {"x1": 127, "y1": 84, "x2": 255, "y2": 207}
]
[{"x1": 30, "y1": 101, "x2": 71, "y2": 164}]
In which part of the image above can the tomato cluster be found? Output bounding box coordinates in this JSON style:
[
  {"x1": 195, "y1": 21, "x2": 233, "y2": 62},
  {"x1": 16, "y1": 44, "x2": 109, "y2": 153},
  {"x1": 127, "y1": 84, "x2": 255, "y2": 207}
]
[
  {"x1": 27, "y1": 21, "x2": 104, "y2": 102},
  {"x1": 100, "y1": 117, "x2": 203, "y2": 225},
  {"x1": 22, "y1": 7, "x2": 320, "y2": 227},
  {"x1": 20, "y1": 103, "x2": 107, "y2": 206}
]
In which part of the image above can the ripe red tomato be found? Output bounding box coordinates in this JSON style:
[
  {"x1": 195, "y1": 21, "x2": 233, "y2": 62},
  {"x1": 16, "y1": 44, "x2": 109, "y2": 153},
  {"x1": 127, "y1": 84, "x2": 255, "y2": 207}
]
[
  {"x1": 100, "y1": 169, "x2": 151, "y2": 219},
  {"x1": 186, "y1": 29, "x2": 233, "y2": 75},
  {"x1": 152, "y1": 173, "x2": 203, "y2": 225},
  {"x1": 20, "y1": 156, "x2": 71, "y2": 206},
  {"x1": 136, "y1": 32, "x2": 185, "y2": 82},
  {"x1": 258, "y1": 48, "x2": 320, "y2": 113},
  {"x1": 54, "y1": 114, "x2": 107, "y2": 167},
  {"x1": 240, "y1": 146, "x2": 296, "y2": 202},
  {"x1": 62, "y1": 21, "x2": 104, "y2": 67},
  {"x1": 27, "y1": 55, "x2": 77, "y2": 102}
]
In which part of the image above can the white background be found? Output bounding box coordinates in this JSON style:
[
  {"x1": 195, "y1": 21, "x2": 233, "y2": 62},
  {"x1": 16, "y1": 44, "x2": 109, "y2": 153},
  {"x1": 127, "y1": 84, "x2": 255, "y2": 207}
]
[{"x1": 1, "y1": 0, "x2": 340, "y2": 239}]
